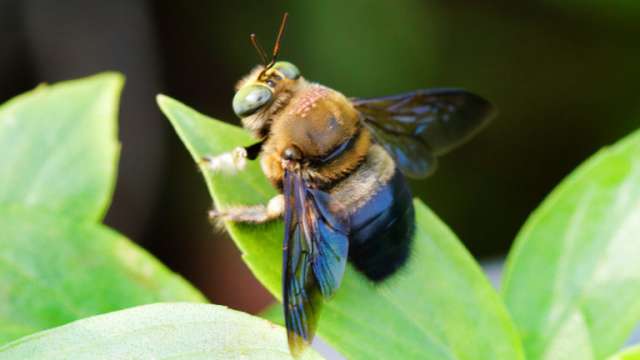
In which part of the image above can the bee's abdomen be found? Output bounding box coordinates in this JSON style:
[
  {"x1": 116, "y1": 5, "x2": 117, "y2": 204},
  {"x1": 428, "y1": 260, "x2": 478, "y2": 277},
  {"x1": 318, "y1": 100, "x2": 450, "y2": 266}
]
[{"x1": 348, "y1": 168, "x2": 415, "y2": 282}]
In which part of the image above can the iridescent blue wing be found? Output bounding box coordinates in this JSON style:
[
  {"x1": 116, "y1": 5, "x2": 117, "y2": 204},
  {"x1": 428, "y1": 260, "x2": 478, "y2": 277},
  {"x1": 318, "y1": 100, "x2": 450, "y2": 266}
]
[
  {"x1": 282, "y1": 168, "x2": 349, "y2": 356},
  {"x1": 307, "y1": 188, "x2": 349, "y2": 298},
  {"x1": 353, "y1": 88, "x2": 495, "y2": 178}
]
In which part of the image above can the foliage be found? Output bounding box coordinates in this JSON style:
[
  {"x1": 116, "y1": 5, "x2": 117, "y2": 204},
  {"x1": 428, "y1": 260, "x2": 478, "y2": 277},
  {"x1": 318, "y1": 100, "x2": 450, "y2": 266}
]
[
  {"x1": 1, "y1": 73, "x2": 639, "y2": 359},
  {"x1": 0, "y1": 303, "x2": 320, "y2": 360},
  {"x1": 0, "y1": 75, "x2": 205, "y2": 345},
  {"x1": 503, "y1": 130, "x2": 640, "y2": 360}
]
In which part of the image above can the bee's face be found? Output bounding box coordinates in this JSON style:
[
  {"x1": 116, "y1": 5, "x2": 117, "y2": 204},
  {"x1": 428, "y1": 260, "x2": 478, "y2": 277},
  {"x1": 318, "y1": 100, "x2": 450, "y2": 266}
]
[{"x1": 232, "y1": 61, "x2": 301, "y2": 118}]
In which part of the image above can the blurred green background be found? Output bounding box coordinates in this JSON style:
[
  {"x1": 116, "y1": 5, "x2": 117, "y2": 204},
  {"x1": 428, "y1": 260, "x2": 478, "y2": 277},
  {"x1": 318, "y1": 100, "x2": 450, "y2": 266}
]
[{"x1": 1, "y1": 0, "x2": 639, "y2": 314}]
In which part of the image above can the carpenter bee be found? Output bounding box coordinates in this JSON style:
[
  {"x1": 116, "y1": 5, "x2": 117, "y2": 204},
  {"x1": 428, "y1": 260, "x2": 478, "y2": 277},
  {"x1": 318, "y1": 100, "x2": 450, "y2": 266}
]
[{"x1": 203, "y1": 13, "x2": 495, "y2": 357}]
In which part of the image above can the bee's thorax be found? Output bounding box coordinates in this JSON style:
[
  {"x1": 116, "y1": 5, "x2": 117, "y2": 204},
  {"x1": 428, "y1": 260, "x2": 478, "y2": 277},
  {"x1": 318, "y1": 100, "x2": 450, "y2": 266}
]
[{"x1": 259, "y1": 82, "x2": 369, "y2": 190}]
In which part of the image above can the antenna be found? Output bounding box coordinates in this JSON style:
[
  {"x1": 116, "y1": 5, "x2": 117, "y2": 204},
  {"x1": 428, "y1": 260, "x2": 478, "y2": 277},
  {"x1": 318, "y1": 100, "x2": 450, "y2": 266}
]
[
  {"x1": 250, "y1": 33, "x2": 269, "y2": 66},
  {"x1": 267, "y1": 12, "x2": 289, "y2": 69},
  {"x1": 249, "y1": 12, "x2": 290, "y2": 74}
]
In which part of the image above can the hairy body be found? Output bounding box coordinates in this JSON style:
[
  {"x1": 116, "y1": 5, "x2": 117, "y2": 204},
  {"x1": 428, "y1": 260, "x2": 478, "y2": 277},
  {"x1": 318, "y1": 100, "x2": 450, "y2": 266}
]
[
  {"x1": 205, "y1": 54, "x2": 493, "y2": 355},
  {"x1": 210, "y1": 66, "x2": 413, "y2": 280}
]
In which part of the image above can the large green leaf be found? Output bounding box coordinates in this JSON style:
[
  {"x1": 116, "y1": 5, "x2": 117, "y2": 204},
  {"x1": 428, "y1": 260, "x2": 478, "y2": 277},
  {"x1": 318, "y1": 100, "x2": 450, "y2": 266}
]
[
  {"x1": 0, "y1": 207, "x2": 206, "y2": 344},
  {"x1": 0, "y1": 75, "x2": 206, "y2": 345},
  {"x1": 158, "y1": 95, "x2": 525, "y2": 359},
  {"x1": 502, "y1": 129, "x2": 640, "y2": 360},
  {"x1": 0, "y1": 303, "x2": 321, "y2": 359},
  {"x1": 0, "y1": 73, "x2": 121, "y2": 221}
]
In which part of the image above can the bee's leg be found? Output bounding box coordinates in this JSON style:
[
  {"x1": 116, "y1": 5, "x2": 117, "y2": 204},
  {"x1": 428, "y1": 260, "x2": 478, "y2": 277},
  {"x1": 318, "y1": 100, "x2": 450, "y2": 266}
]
[
  {"x1": 200, "y1": 147, "x2": 248, "y2": 174},
  {"x1": 209, "y1": 194, "x2": 284, "y2": 224}
]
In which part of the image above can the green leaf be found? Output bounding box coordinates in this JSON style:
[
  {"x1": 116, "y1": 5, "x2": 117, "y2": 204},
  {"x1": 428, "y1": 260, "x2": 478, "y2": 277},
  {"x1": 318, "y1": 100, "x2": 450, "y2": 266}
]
[
  {"x1": 609, "y1": 346, "x2": 640, "y2": 360},
  {"x1": 0, "y1": 73, "x2": 122, "y2": 221},
  {"x1": 158, "y1": 95, "x2": 525, "y2": 359},
  {"x1": 502, "y1": 129, "x2": 640, "y2": 360},
  {"x1": 260, "y1": 302, "x2": 282, "y2": 323},
  {"x1": 0, "y1": 303, "x2": 322, "y2": 359},
  {"x1": 0, "y1": 207, "x2": 206, "y2": 344},
  {"x1": 0, "y1": 75, "x2": 206, "y2": 345}
]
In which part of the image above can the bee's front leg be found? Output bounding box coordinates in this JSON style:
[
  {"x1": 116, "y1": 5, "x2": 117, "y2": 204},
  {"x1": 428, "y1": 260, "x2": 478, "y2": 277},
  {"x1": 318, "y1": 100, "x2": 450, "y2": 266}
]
[
  {"x1": 201, "y1": 147, "x2": 248, "y2": 174},
  {"x1": 209, "y1": 195, "x2": 284, "y2": 224}
]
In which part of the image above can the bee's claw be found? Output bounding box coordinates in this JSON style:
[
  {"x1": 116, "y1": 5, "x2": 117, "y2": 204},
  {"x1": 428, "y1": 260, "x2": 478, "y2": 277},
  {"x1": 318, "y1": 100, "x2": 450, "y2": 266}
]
[
  {"x1": 199, "y1": 156, "x2": 213, "y2": 170},
  {"x1": 208, "y1": 209, "x2": 225, "y2": 219}
]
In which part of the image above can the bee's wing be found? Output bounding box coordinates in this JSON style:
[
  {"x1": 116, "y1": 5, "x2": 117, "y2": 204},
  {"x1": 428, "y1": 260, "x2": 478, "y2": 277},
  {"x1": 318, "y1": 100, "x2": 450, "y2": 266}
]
[
  {"x1": 353, "y1": 88, "x2": 496, "y2": 178},
  {"x1": 282, "y1": 167, "x2": 349, "y2": 356}
]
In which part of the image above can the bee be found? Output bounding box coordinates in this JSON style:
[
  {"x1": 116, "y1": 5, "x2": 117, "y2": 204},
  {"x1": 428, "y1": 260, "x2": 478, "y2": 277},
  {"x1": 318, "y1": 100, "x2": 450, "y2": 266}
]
[{"x1": 204, "y1": 13, "x2": 495, "y2": 357}]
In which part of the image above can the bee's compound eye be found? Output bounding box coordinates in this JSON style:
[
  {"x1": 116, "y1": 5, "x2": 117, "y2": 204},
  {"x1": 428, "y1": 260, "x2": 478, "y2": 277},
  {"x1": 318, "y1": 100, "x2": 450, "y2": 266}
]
[
  {"x1": 233, "y1": 84, "x2": 273, "y2": 118},
  {"x1": 273, "y1": 61, "x2": 300, "y2": 80}
]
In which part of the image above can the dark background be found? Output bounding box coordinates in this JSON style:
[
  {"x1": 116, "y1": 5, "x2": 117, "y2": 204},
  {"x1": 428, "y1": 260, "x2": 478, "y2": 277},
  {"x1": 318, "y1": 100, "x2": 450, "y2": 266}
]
[{"x1": 1, "y1": 0, "x2": 639, "y2": 314}]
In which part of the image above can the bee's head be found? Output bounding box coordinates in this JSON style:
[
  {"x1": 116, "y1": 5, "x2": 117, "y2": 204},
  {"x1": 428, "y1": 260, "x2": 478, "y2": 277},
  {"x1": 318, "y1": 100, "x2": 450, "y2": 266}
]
[
  {"x1": 232, "y1": 13, "x2": 299, "y2": 138},
  {"x1": 232, "y1": 61, "x2": 301, "y2": 119}
]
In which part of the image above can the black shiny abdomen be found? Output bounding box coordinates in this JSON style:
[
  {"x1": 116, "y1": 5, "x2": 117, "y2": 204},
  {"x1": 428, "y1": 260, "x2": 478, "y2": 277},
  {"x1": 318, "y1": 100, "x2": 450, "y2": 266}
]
[{"x1": 348, "y1": 168, "x2": 415, "y2": 282}]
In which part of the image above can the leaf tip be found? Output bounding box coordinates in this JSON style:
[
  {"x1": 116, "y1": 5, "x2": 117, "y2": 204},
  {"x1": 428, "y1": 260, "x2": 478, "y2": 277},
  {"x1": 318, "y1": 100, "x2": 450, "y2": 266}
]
[
  {"x1": 90, "y1": 71, "x2": 126, "y2": 93},
  {"x1": 156, "y1": 94, "x2": 176, "y2": 112}
]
